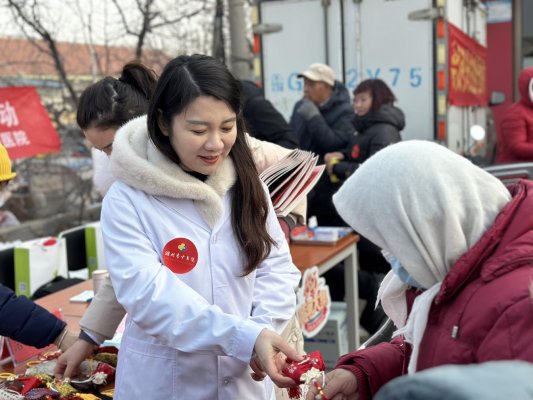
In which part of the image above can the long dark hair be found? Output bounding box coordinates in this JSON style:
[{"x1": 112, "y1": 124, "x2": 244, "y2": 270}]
[
  {"x1": 354, "y1": 79, "x2": 396, "y2": 113},
  {"x1": 77, "y1": 62, "x2": 158, "y2": 130},
  {"x1": 147, "y1": 54, "x2": 275, "y2": 275}
]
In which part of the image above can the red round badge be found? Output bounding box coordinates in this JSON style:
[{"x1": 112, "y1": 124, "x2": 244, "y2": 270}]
[{"x1": 162, "y1": 238, "x2": 199, "y2": 274}]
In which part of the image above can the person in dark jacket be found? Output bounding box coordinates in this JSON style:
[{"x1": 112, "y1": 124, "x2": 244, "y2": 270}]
[
  {"x1": 305, "y1": 141, "x2": 533, "y2": 400},
  {"x1": 324, "y1": 79, "x2": 404, "y2": 181},
  {"x1": 289, "y1": 63, "x2": 354, "y2": 156},
  {"x1": 0, "y1": 144, "x2": 76, "y2": 350},
  {"x1": 0, "y1": 284, "x2": 73, "y2": 349},
  {"x1": 241, "y1": 80, "x2": 299, "y2": 149}
]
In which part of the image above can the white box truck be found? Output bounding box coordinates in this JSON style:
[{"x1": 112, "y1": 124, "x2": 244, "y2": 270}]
[{"x1": 256, "y1": 0, "x2": 503, "y2": 164}]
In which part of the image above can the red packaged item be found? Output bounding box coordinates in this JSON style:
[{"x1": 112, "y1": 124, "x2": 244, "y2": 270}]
[{"x1": 282, "y1": 350, "x2": 326, "y2": 399}]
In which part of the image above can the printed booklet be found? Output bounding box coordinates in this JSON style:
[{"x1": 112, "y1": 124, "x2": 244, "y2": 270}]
[{"x1": 260, "y1": 149, "x2": 325, "y2": 217}]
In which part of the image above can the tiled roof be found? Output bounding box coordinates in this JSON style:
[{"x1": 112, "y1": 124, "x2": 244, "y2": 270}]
[{"x1": 0, "y1": 37, "x2": 172, "y2": 79}]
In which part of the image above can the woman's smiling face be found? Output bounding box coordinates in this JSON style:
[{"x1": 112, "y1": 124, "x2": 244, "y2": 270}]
[{"x1": 162, "y1": 95, "x2": 237, "y2": 175}]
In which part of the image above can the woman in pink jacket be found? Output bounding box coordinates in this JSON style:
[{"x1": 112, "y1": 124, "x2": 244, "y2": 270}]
[
  {"x1": 497, "y1": 66, "x2": 533, "y2": 163},
  {"x1": 306, "y1": 140, "x2": 533, "y2": 400}
]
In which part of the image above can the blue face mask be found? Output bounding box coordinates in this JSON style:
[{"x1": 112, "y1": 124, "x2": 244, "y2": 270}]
[{"x1": 384, "y1": 253, "x2": 424, "y2": 289}]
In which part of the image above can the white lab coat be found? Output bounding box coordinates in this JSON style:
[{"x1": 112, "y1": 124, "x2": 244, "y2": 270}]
[{"x1": 101, "y1": 116, "x2": 301, "y2": 399}]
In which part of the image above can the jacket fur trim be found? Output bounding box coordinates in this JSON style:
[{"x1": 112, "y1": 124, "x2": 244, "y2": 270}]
[{"x1": 109, "y1": 115, "x2": 236, "y2": 229}]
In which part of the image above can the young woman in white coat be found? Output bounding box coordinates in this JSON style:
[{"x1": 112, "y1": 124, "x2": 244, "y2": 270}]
[
  {"x1": 99, "y1": 54, "x2": 302, "y2": 399},
  {"x1": 55, "y1": 63, "x2": 306, "y2": 392}
]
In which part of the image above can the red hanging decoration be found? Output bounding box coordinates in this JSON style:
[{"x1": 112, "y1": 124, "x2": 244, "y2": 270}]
[{"x1": 282, "y1": 350, "x2": 326, "y2": 400}]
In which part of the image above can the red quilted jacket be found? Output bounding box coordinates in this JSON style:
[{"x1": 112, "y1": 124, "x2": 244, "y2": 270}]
[
  {"x1": 336, "y1": 180, "x2": 533, "y2": 399},
  {"x1": 497, "y1": 67, "x2": 533, "y2": 163}
]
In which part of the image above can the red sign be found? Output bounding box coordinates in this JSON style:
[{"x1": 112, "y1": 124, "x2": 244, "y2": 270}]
[
  {"x1": 448, "y1": 23, "x2": 488, "y2": 107},
  {"x1": 296, "y1": 267, "x2": 331, "y2": 338},
  {"x1": 0, "y1": 87, "x2": 61, "y2": 159},
  {"x1": 162, "y1": 238, "x2": 199, "y2": 274}
]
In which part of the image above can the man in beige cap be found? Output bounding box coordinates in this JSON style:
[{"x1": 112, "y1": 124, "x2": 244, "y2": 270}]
[
  {"x1": 289, "y1": 62, "x2": 354, "y2": 234},
  {"x1": 290, "y1": 62, "x2": 354, "y2": 157},
  {"x1": 298, "y1": 63, "x2": 336, "y2": 106}
]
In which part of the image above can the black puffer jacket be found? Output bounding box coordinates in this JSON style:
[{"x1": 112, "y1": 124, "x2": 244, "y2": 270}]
[
  {"x1": 0, "y1": 284, "x2": 65, "y2": 348},
  {"x1": 333, "y1": 104, "x2": 405, "y2": 179},
  {"x1": 241, "y1": 80, "x2": 299, "y2": 149},
  {"x1": 290, "y1": 81, "x2": 355, "y2": 156}
]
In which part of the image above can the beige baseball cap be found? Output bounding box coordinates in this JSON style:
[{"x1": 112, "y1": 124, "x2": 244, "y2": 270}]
[{"x1": 298, "y1": 63, "x2": 335, "y2": 86}]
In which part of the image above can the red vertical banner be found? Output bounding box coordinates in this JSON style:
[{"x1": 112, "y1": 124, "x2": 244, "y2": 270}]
[
  {"x1": 0, "y1": 87, "x2": 61, "y2": 159},
  {"x1": 448, "y1": 23, "x2": 488, "y2": 106}
]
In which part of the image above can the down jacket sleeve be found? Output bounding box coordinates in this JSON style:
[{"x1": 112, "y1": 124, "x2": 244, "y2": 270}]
[
  {"x1": 0, "y1": 284, "x2": 66, "y2": 348},
  {"x1": 79, "y1": 276, "x2": 126, "y2": 342},
  {"x1": 335, "y1": 337, "x2": 408, "y2": 400},
  {"x1": 290, "y1": 105, "x2": 354, "y2": 155},
  {"x1": 477, "y1": 292, "x2": 533, "y2": 362},
  {"x1": 334, "y1": 128, "x2": 401, "y2": 179}
]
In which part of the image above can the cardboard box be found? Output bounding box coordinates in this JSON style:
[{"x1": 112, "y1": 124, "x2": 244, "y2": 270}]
[{"x1": 304, "y1": 301, "x2": 348, "y2": 369}]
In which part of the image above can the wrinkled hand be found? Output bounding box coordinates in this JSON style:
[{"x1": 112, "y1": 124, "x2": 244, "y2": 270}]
[
  {"x1": 297, "y1": 98, "x2": 320, "y2": 120},
  {"x1": 54, "y1": 339, "x2": 98, "y2": 380},
  {"x1": 58, "y1": 330, "x2": 78, "y2": 352},
  {"x1": 250, "y1": 329, "x2": 304, "y2": 388},
  {"x1": 325, "y1": 152, "x2": 344, "y2": 175},
  {"x1": 324, "y1": 152, "x2": 344, "y2": 165},
  {"x1": 305, "y1": 368, "x2": 359, "y2": 400}
]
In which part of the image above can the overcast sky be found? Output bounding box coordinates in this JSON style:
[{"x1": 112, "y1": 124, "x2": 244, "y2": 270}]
[{"x1": 0, "y1": 0, "x2": 221, "y2": 56}]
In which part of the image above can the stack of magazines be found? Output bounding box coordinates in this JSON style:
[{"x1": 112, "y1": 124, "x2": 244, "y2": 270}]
[{"x1": 260, "y1": 149, "x2": 325, "y2": 217}]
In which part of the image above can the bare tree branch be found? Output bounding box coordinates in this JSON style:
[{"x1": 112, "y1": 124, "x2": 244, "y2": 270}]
[
  {"x1": 151, "y1": 2, "x2": 209, "y2": 29},
  {"x1": 7, "y1": 0, "x2": 78, "y2": 105}
]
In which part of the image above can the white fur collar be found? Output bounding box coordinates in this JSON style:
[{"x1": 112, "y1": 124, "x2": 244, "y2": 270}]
[{"x1": 109, "y1": 115, "x2": 236, "y2": 228}]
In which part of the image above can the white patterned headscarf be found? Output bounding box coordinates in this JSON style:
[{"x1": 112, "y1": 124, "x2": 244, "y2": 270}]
[{"x1": 333, "y1": 140, "x2": 511, "y2": 373}]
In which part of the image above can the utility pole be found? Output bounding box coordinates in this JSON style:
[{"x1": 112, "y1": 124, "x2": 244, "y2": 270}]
[
  {"x1": 227, "y1": 0, "x2": 252, "y2": 80},
  {"x1": 212, "y1": 0, "x2": 225, "y2": 64}
]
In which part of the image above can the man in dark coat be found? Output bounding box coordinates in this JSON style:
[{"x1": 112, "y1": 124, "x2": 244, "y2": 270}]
[
  {"x1": 289, "y1": 63, "x2": 355, "y2": 229},
  {"x1": 289, "y1": 63, "x2": 354, "y2": 156},
  {"x1": 241, "y1": 80, "x2": 299, "y2": 149}
]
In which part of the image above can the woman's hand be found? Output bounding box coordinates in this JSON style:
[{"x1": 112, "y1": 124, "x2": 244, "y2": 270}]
[
  {"x1": 56, "y1": 329, "x2": 78, "y2": 352},
  {"x1": 54, "y1": 339, "x2": 98, "y2": 380},
  {"x1": 305, "y1": 368, "x2": 359, "y2": 400},
  {"x1": 250, "y1": 329, "x2": 304, "y2": 388},
  {"x1": 324, "y1": 152, "x2": 344, "y2": 176}
]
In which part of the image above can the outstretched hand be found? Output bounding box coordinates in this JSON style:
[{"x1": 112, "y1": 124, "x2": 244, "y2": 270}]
[
  {"x1": 305, "y1": 368, "x2": 359, "y2": 400},
  {"x1": 250, "y1": 329, "x2": 305, "y2": 388}
]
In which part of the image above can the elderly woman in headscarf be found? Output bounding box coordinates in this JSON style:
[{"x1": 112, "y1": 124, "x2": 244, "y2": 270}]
[{"x1": 305, "y1": 140, "x2": 533, "y2": 400}]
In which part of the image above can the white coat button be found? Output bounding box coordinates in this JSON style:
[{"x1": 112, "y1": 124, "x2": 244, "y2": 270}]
[{"x1": 223, "y1": 377, "x2": 232, "y2": 385}]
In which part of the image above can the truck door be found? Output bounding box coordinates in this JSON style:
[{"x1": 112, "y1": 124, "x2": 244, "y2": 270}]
[
  {"x1": 355, "y1": 0, "x2": 434, "y2": 143},
  {"x1": 259, "y1": 0, "x2": 359, "y2": 120}
]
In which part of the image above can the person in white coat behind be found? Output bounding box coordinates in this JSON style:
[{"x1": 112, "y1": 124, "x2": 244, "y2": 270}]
[{"x1": 100, "y1": 54, "x2": 302, "y2": 399}]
